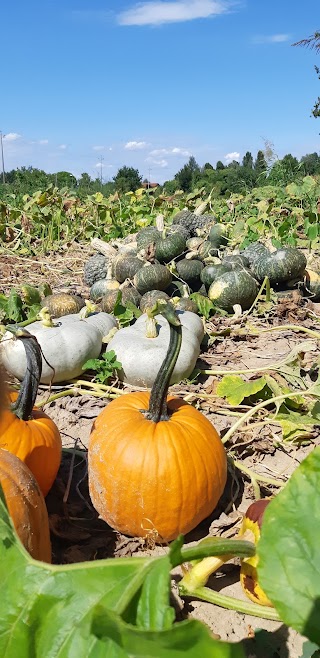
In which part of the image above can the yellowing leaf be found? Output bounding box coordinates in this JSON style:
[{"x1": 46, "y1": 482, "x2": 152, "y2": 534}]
[{"x1": 217, "y1": 375, "x2": 266, "y2": 406}]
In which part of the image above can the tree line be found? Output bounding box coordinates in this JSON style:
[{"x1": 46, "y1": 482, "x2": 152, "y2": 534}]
[{"x1": 1, "y1": 149, "x2": 320, "y2": 200}]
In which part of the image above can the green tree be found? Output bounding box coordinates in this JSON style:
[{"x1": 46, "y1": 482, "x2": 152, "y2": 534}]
[
  {"x1": 254, "y1": 150, "x2": 267, "y2": 177},
  {"x1": 300, "y1": 152, "x2": 320, "y2": 174},
  {"x1": 242, "y1": 151, "x2": 253, "y2": 168},
  {"x1": 113, "y1": 166, "x2": 142, "y2": 192},
  {"x1": 293, "y1": 32, "x2": 320, "y2": 118},
  {"x1": 53, "y1": 171, "x2": 77, "y2": 189},
  {"x1": 174, "y1": 156, "x2": 200, "y2": 192},
  {"x1": 216, "y1": 160, "x2": 225, "y2": 170}
]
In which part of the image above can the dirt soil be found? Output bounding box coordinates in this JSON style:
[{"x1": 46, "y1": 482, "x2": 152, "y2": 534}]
[{"x1": 1, "y1": 242, "x2": 320, "y2": 658}]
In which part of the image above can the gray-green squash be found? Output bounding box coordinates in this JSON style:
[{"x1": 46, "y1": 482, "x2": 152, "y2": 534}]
[
  {"x1": 209, "y1": 224, "x2": 228, "y2": 248},
  {"x1": 175, "y1": 258, "x2": 204, "y2": 284},
  {"x1": 84, "y1": 253, "x2": 111, "y2": 286},
  {"x1": 101, "y1": 288, "x2": 142, "y2": 313},
  {"x1": 106, "y1": 310, "x2": 204, "y2": 387}
]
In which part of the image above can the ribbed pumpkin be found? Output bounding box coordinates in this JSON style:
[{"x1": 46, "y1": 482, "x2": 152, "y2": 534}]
[
  {"x1": 0, "y1": 328, "x2": 62, "y2": 497},
  {"x1": 208, "y1": 269, "x2": 259, "y2": 312},
  {"x1": 0, "y1": 448, "x2": 52, "y2": 562},
  {"x1": 88, "y1": 303, "x2": 227, "y2": 542},
  {"x1": 40, "y1": 292, "x2": 85, "y2": 318},
  {"x1": 133, "y1": 263, "x2": 172, "y2": 294}
]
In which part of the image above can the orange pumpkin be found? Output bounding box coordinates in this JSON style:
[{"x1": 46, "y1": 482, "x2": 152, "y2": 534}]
[
  {"x1": 0, "y1": 447, "x2": 52, "y2": 562},
  {"x1": 0, "y1": 328, "x2": 62, "y2": 497},
  {"x1": 88, "y1": 303, "x2": 227, "y2": 542}
]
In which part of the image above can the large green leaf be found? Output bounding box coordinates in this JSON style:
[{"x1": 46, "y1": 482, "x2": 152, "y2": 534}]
[
  {"x1": 0, "y1": 490, "x2": 245, "y2": 658},
  {"x1": 258, "y1": 447, "x2": 320, "y2": 645}
]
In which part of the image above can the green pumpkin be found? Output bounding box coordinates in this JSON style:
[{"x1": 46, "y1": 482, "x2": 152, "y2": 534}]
[
  {"x1": 222, "y1": 254, "x2": 250, "y2": 269},
  {"x1": 155, "y1": 231, "x2": 186, "y2": 263},
  {"x1": 139, "y1": 290, "x2": 170, "y2": 313},
  {"x1": 242, "y1": 242, "x2": 269, "y2": 267},
  {"x1": 133, "y1": 263, "x2": 172, "y2": 294},
  {"x1": 175, "y1": 259, "x2": 204, "y2": 283},
  {"x1": 251, "y1": 247, "x2": 307, "y2": 284},
  {"x1": 136, "y1": 227, "x2": 161, "y2": 250},
  {"x1": 113, "y1": 254, "x2": 144, "y2": 283},
  {"x1": 208, "y1": 270, "x2": 259, "y2": 312},
  {"x1": 101, "y1": 287, "x2": 141, "y2": 314},
  {"x1": 201, "y1": 263, "x2": 231, "y2": 289},
  {"x1": 208, "y1": 224, "x2": 228, "y2": 248}
]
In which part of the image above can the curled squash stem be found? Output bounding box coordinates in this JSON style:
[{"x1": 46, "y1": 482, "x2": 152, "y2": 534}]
[{"x1": 8, "y1": 328, "x2": 42, "y2": 420}]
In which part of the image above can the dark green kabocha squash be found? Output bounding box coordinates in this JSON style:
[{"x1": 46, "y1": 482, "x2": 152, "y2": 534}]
[
  {"x1": 241, "y1": 242, "x2": 269, "y2": 268},
  {"x1": 84, "y1": 253, "x2": 111, "y2": 286},
  {"x1": 90, "y1": 277, "x2": 120, "y2": 301},
  {"x1": 251, "y1": 247, "x2": 307, "y2": 285},
  {"x1": 113, "y1": 254, "x2": 144, "y2": 283},
  {"x1": 139, "y1": 290, "x2": 170, "y2": 313},
  {"x1": 171, "y1": 210, "x2": 214, "y2": 238},
  {"x1": 208, "y1": 269, "x2": 259, "y2": 313},
  {"x1": 155, "y1": 230, "x2": 187, "y2": 263},
  {"x1": 136, "y1": 227, "x2": 161, "y2": 251},
  {"x1": 222, "y1": 254, "x2": 250, "y2": 269},
  {"x1": 100, "y1": 287, "x2": 142, "y2": 314},
  {"x1": 200, "y1": 263, "x2": 233, "y2": 289},
  {"x1": 208, "y1": 224, "x2": 228, "y2": 249},
  {"x1": 175, "y1": 259, "x2": 204, "y2": 285},
  {"x1": 40, "y1": 293, "x2": 85, "y2": 318},
  {"x1": 133, "y1": 263, "x2": 172, "y2": 294}
]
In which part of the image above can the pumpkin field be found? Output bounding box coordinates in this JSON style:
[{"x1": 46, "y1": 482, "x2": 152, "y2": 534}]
[{"x1": 0, "y1": 179, "x2": 320, "y2": 658}]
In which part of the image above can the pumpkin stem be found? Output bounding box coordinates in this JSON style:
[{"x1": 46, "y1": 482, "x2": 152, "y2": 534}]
[
  {"x1": 9, "y1": 328, "x2": 42, "y2": 421},
  {"x1": 145, "y1": 302, "x2": 182, "y2": 423}
]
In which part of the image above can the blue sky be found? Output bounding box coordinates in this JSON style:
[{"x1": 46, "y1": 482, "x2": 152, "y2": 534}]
[{"x1": 1, "y1": 0, "x2": 319, "y2": 184}]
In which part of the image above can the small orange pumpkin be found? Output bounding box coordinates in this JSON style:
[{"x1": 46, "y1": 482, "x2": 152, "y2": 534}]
[
  {"x1": 0, "y1": 447, "x2": 52, "y2": 562},
  {"x1": 88, "y1": 303, "x2": 227, "y2": 542},
  {"x1": 0, "y1": 328, "x2": 62, "y2": 497}
]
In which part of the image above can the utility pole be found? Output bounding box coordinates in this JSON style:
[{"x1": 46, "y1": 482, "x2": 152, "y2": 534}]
[
  {"x1": 0, "y1": 132, "x2": 5, "y2": 184},
  {"x1": 99, "y1": 155, "x2": 104, "y2": 187}
]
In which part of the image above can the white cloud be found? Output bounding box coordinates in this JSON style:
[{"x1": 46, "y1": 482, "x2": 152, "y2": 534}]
[
  {"x1": 146, "y1": 157, "x2": 168, "y2": 167},
  {"x1": 124, "y1": 140, "x2": 149, "y2": 150},
  {"x1": 252, "y1": 34, "x2": 290, "y2": 44},
  {"x1": 92, "y1": 145, "x2": 105, "y2": 151},
  {"x1": 38, "y1": 139, "x2": 49, "y2": 145},
  {"x1": 118, "y1": 0, "x2": 231, "y2": 26},
  {"x1": 59, "y1": 144, "x2": 67, "y2": 150},
  {"x1": 3, "y1": 132, "x2": 21, "y2": 142},
  {"x1": 224, "y1": 151, "x2": 240, "y2": 163},
  {"x1": 150, "y1": 146, "x2": 191, "y2": 157},
  {"x1": 94, "y1": 162, "x2": 113, "y2": 168}
]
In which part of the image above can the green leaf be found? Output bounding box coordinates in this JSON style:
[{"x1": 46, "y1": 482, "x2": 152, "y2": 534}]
[
  {"x1": 0, "y1": 488, "x2": 245, "y2": 658},
  {"x1": 6, "y1": 289, "x2": 24, "y2": 322},
  {"x1": 20, "y1": 284, "x2": 41, "y2": 306},
  {"x1": 258, "y1": 447, "x2": 320, "y2": 645},
  {"x1": 136, "y1": 556, "x2": 175, "y2": 631},
  {"x1": 299, "y1": 640, "x2": 320, "y2": 658},
  {"x1": 217, "y1": 375, "x2": 266, "y2": 406},
  {"x1": 274, "y1": 406, "x2": 320, "y2": 442},
  {"x1": 189, "y1": 293, "x2": 214, "y2": 319}
]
